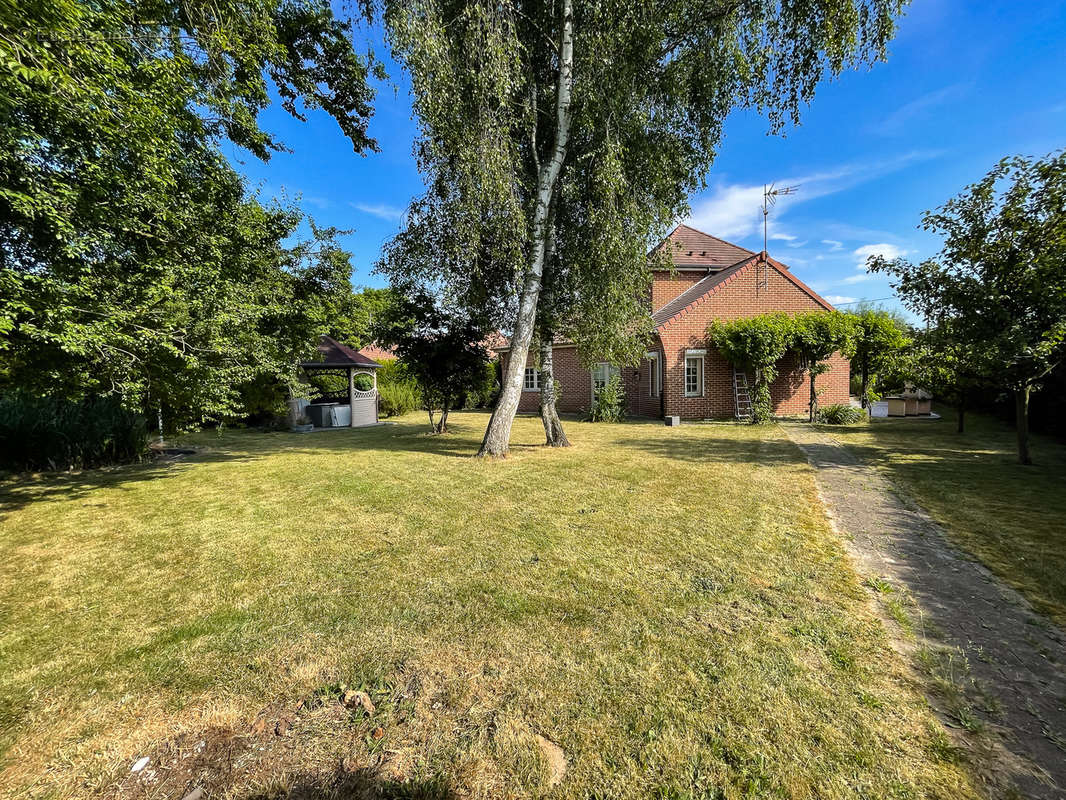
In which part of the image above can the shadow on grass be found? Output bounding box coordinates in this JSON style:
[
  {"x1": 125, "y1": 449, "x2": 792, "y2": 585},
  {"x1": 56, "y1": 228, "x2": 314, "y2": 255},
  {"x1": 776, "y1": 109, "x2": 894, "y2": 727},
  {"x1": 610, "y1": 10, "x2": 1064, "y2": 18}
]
[
  {"x1": 0, "y1": 450, "x2": 253, "y2": 518},
  {"x1": 243, "y1": 769, "x2": 456, "y2": 800},
  {"x1": 0, "y1": 414, "x2": 502, "y2": 517},
  {"x1": 623, "y1": 426, "x2": 810, "y2": 467}
]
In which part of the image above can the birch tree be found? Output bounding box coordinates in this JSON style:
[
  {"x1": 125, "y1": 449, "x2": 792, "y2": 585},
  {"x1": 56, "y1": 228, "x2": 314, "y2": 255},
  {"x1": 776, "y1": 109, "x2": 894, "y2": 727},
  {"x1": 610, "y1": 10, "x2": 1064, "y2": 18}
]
[{"x1": 384, "y1": 0, "x2": 906, "y2": 456}]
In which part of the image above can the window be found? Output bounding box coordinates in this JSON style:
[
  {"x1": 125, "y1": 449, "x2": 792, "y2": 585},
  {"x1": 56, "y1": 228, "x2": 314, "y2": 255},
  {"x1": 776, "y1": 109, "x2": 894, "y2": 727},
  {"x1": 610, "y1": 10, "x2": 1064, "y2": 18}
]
[
  {"x1": 523, "y1": 367, "x2": 540, "y2": 391},
  {"x1": 646, "y1": 352, "x2": 661, "y2": 397},
  {"x1": 591, "y1": 362, "x2": 619, "y2": 395},
  {"x1": 684, "y1": 350, "x2": 705, "y2": 397}
]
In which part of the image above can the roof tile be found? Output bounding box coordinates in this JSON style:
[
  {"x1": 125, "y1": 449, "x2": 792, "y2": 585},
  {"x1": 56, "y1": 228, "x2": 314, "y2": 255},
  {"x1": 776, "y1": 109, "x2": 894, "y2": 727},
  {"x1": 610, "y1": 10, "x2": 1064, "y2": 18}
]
[
  {"x1": 302, "y1": 335, "x2": 382, "y2": 368},
  {"x1": 650, "y1": 224, "x2": 755, "y2": 269}
]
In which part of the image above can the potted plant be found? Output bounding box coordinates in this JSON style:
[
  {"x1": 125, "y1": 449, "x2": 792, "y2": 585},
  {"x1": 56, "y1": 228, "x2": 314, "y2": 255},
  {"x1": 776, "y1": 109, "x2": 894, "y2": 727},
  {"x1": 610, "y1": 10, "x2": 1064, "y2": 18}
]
[{"x1": 291, "y1": 413, "x2": 313, "y2": 433}]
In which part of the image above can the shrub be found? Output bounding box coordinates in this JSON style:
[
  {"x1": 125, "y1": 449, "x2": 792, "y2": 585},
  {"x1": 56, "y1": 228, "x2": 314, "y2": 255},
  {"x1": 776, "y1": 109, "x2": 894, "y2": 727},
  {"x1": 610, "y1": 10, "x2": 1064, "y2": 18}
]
[
  {"x1": 462, "y1": 360, "x2": 500, "y2": 409},
  {"x1": 817, "y1": 403, "x2": 866, "y2": 425},
  {"x1": 378, "y1": 380, "x2": 420, "y2": 417},
  {"x1": 237, "y1": 375, "x2": 289, "y2": 427},
  {"x1": 353, "y1": 373, "x2": 374, "y2": 392},
  {"x1": 588, "y1": 374, "x2": 625, "y2": 423},
  {"x1": 0, "y1": 394, "x2": 147, "y2": 472},
  {"x1": 375, "y1": 359, "x2": 420, "y2": 417}
]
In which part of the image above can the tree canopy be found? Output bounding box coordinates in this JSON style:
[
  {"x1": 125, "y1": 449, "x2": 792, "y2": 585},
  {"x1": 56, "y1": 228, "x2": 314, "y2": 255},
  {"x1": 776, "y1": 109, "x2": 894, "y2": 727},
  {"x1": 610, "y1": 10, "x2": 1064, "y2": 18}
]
[
  {"x1": 845, "y1": 307, "x2": 911, "y2": 408},
  {"x1": 375, "y1": 282, "x2": 494, "y2": 434},
  {"x1": 871, "y1": 151, "x2": 1066, "y2": 463},
  {"x1": 381, "y1": 0, "x2": 908, "y2": 455},
  {"x1": 791, "y1": 312, "x2": 858, "y2": 422},
  {"x1": 0, "y1": 0, "x2": 380, "y2": 427}
]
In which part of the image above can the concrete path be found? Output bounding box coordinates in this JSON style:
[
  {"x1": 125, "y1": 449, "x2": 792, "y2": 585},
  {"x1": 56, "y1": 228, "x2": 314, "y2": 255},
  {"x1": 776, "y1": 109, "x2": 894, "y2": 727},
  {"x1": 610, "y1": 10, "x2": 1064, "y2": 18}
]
[{"x1": 784, "y1": 423, "x2": 1066, "y2": 799}]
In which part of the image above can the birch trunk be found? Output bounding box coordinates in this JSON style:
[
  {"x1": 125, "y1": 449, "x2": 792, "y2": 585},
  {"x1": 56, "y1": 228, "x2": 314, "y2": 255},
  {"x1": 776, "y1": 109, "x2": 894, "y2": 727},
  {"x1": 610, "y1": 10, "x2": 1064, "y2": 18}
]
[
  {"x1": 539, "y1": 336, "x2": 570, "y2": 447},
  {"x1": 1015, "y1": 385, "x2": 1031, "y2": 465},
  {"x1": 478, "y1": 0, "x2": 574, "y2": 457}
]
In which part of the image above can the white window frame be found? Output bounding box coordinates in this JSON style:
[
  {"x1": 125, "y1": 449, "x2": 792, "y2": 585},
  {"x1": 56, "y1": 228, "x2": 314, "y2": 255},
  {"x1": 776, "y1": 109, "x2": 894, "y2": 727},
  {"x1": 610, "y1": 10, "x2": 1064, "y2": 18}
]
[
  {"x1": 684, "y1": 349, "x2": 705, "y2": 397},
  {"x1": 591, "y1": 362, "x2": 619, "y2": 396},
  {"x1": 646, "y1": 351, "x2": 661, "y2": 397},
  {"x1": 523, "y1": 367, "x2": 540, "y2": 392}
]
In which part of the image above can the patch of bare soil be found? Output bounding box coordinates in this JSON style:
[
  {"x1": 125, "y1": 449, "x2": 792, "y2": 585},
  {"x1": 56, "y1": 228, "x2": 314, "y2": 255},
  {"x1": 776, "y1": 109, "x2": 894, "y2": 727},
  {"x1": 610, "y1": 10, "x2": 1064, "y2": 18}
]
[
  {"x1": 111, "y1": 688, "x2": 453, "y2": 800},
  {"x1": 534, "y1": 735, "x2": 565, "y2": 789},
  {"x1": 785, "y1": 423, "x2": 1066, "y2": 800}
]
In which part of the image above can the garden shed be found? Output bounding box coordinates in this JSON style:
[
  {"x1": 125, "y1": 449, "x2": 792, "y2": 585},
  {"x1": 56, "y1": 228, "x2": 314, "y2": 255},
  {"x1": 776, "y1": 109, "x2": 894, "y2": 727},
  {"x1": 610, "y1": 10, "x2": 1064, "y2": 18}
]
[{"x1": 298, "y1": 336, "x2": 382, "y2": 427}]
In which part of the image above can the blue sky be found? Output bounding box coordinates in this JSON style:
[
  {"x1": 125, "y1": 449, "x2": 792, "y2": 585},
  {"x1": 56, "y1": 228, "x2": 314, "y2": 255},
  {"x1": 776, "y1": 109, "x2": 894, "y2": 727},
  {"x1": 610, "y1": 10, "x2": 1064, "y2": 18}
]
[{"x1": 234, "y1": 0, "x2": 1066, "y2": 315}]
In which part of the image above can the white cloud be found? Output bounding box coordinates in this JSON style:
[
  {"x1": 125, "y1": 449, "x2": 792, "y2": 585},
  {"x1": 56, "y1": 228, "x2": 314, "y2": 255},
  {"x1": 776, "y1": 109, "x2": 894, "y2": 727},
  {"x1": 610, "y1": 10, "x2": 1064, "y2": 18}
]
[
  {"x1": 876, "y1": 84, "x2": 970, "y2": 135},
  {"x1": 825, "y1": 295, "x2": 857, "y2": 306},
  {"x1": 351, "y1": 202, "x2": 405, "y2": 222},
  {"x1": 821, "y1": 239, "x2": 843, "y2": 251},
  {"x1": 853, "y1": 242, "x2": 906, "y2": 267},
  {"x1": 685, "y1": 151, "x2": 941, "y2": 241},
  {"x1": 770, "y1": 232, "x2": 797, "y2": 241},
  {"x1": 831, "y1": 242, "x2": 908, "y2": 286},
  {"x1": 839, "y1": 272, "x2": 877, "y2": 285},
  {"x1": 686, "y1": 184, "x2": 767, "y2": 239}
]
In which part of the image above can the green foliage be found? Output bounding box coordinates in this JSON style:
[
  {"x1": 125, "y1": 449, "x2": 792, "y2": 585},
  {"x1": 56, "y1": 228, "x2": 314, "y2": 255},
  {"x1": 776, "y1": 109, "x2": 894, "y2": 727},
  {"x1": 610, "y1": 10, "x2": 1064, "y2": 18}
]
[
  {"x1": 461, "y1": 361, "x2": 500, "y2": 409},
  {"x1": 0, "y1": 0, "x2": 377, "y2": 427},
  {"x1": 376, "y1": 357, "x2": 412, "y2": 386},
  {"x1": 791, "y1": 312, "x2": 859, "y2": 422},
  {"x1": 845, "y1": 307, "x2": 911, "y2": 407},
  {"x1": 329, "y1": 288, "x2": 401, "y2": 350},
  {"x1": 817, "y1": 404, "x2": 866, "y2": 425},
  {"x1": 0, "y1": 394, "x2": 146, "y2": 472},
  {"x1": 709, "y1": 313, "x2": 794, "y2": 423},
  {"x1": 712, "y1": 311, "x2": 860, "y2": 423},
  {"x1": 377, "y1": 380, "x2": 420, "y2": 418},
  {"x1": 376, "y1": 287, "x2": 493, "y2": 432},
  {"x1": 374, "y1": 359, "x2": 420, "y2": 418},
  {"x1": 870, "y1": 151, "x2": 1066, "y2": 462},
  {"x1": 890, "y1": 322, "x2": 987, "y2": 431},
  {"x1": 306, "y1": 368, "x2": 376, "y2": 398},
  {"x1": 237, "y1": 374, "x2": 291, "y2": 426},
  {"x1": 588, "y1": 374, "x2": 625, "y2": 423}
]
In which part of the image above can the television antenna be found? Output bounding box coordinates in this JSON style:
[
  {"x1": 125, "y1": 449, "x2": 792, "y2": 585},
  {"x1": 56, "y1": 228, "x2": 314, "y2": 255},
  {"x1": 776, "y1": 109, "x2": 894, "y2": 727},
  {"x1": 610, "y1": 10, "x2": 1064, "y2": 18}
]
[{"x1": 759, "y1": 183, "x2": 799, "y2": 291}]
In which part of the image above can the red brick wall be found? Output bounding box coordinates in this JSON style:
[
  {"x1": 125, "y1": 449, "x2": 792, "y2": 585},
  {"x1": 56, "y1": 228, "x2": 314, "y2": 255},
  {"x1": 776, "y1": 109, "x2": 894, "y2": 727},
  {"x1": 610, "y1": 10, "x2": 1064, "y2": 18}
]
[
  {"x1": 501, "y1": 345, "x2": 666, "y2": 418},
  {"x1": 650, "y1": 270, "x2": 707, "y2": 311},
  {"x1": 502, "y1": 346, "x2": 593, "y2": 414},
  {"x1": 500, "y1": 260, "x2": 849, "y2": 421},
  {"x1": 658, "y1": 260, "x2": 850, "y2": 418}
]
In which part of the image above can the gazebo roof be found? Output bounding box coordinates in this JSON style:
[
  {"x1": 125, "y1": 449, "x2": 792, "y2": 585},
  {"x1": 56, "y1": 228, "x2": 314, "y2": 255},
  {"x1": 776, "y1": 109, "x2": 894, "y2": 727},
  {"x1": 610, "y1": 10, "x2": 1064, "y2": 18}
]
[{"x1": 299, "y1": 335, "x2": 382, "y2": 369}]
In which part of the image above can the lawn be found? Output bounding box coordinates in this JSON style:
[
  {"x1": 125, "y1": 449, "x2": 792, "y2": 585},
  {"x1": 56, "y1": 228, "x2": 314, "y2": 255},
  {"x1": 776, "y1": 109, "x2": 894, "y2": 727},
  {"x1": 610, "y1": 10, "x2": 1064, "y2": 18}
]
[
  {"x1": 0, "y1": 413, "x2": 976, "y2": 799},
  {"x1": 821, "y1": 409, "x2": 1066, "y2": 628}
]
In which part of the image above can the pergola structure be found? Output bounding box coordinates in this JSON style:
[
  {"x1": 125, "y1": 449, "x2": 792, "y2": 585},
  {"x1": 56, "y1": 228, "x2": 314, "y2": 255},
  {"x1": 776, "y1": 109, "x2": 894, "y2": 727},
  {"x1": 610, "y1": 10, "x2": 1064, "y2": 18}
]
[{"x1": 298, "y1": 336, "x2": 382, "y2": 427}]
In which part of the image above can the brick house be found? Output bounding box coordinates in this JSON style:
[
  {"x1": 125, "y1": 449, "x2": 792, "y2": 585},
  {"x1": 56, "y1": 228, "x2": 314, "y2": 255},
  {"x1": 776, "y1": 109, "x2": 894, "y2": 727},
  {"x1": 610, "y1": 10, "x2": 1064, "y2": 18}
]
[{"x1": 499, "y1": 224, "x2": 850, "y2": 419}]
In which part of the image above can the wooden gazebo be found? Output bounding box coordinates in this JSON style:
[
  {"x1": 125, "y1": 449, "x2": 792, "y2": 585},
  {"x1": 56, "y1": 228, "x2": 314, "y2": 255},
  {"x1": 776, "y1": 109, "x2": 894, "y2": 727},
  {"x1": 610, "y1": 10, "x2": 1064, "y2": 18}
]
[{"x1": 298, "y1": 336, "x2": 382, "y2": 427}]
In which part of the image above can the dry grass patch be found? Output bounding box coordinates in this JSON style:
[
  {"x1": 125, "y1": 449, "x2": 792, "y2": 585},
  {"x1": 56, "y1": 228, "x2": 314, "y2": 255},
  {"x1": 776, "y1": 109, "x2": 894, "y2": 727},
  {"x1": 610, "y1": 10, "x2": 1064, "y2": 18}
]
[{"x1": 1, "y1": 413, "x2": 977, "y2": 798}]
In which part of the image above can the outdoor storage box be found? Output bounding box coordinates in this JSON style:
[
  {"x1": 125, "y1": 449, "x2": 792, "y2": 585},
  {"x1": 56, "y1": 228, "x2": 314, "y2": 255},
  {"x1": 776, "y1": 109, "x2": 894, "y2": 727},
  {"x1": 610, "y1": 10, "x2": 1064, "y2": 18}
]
[
  {"x1": 884, "y1": 397, "x2": 907, "y2": 417},
  {"x1": 307, "y1": 403, "x2": 337, "y2": 427}
]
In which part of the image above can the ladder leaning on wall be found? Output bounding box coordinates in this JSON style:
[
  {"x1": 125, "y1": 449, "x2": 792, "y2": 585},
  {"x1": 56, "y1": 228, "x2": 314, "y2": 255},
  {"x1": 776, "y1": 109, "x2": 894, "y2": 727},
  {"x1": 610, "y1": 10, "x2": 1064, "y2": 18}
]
[{"x1": 733, "y1": 369, "x2": 753, "y2": 420}]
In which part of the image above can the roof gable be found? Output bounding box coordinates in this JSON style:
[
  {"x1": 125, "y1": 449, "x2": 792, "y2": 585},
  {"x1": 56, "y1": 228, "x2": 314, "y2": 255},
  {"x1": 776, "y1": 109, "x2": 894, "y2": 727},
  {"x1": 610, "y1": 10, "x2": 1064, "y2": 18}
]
[
  {"x1": 650, "y1": 224, "x2": 754, "y2": 270},
  {"x1": 652, "y1": 255, "x2": 757, "y2": 325},
  {"x1": 653, "y1": 254, "x2": 834, "y2": 329}
]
